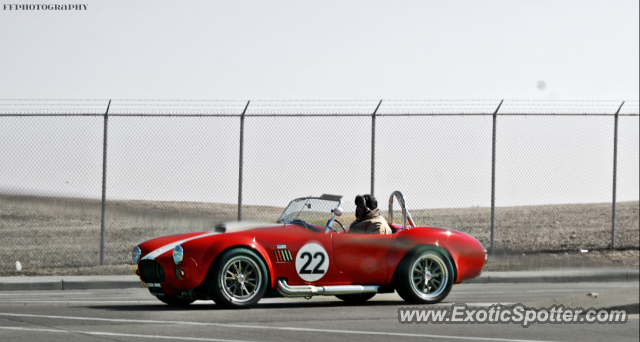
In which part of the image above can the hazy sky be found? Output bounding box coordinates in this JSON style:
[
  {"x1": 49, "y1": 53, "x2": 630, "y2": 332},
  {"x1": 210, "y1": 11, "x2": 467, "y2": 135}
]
[
  {"x1": 0, "y1": 1, "x2": 638, "y2": 209},
  {"x1": 1, "y1": 0, "x2": 638, "y2": 100}
]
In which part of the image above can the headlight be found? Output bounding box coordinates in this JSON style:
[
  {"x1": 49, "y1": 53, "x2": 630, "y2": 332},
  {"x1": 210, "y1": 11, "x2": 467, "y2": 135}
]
[
  {"x1": 132, "y1": 246, "x2": 141, "y2": 264},
  {"x1": 173, "y1": 245, "x2": 184, "y2": 265}
]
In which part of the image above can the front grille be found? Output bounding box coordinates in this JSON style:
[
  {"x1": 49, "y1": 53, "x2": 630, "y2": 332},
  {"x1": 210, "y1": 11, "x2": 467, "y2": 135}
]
[{"x1": 139, "y1": 260, "x2": 166, "y2": 283}]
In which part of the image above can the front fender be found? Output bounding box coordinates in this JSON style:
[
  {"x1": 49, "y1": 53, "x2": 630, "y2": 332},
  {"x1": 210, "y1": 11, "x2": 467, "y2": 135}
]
[{"x1": 182, "y1": 235, "x2": 275, "y2": 290}]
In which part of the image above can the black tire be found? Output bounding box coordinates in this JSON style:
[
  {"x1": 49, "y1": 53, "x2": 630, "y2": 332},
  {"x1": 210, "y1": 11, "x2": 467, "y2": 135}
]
[
  {"x1": 157, "y1": 296, "x2": 195, "y2": 307},
  {"x1": 208, "y1": 248, "x2": 268, "y2": 309},
  {"x1": 335, "y1": 293, "x2": 376, "y2": 303},
  {"x1": 395, "y1": 247, "x2": 454, "y2": 304}
]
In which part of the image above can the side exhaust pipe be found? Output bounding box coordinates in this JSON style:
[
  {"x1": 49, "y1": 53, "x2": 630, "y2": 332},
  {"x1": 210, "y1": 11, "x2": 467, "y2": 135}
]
[{"x1": 277, "y1": 279, "x2": 379, "y2": 297}]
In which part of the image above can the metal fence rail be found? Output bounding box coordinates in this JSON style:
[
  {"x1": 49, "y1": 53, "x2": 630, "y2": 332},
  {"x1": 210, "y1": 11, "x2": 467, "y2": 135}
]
[{"x1": 0, "y1": 99, "x2": 638, "y2": 270}]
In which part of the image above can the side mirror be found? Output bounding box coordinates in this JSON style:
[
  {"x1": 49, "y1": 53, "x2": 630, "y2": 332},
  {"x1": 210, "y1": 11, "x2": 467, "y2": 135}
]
[{"x1": 331, "y1": 207, "x2": 343, "y2": 217}]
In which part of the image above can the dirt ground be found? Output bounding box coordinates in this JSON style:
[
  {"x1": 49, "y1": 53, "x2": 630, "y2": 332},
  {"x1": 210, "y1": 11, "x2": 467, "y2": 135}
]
[
  {"x1": 484, "y1": 249, "x2": 639, "y2": 272},
  {"x1": 0, "y1": 194, "x2": 637, "y2": 276}
]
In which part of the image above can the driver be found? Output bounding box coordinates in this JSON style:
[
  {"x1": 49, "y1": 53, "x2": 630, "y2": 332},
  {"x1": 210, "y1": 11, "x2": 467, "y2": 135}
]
[{"x1": 349, "y1": 194, "x2": 392, "y2": 235}]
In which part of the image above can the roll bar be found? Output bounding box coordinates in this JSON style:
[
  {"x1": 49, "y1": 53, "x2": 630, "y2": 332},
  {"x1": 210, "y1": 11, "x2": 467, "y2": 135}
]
[{"x1": 388, "y1": 191, "x2": 416, "y2": 229}]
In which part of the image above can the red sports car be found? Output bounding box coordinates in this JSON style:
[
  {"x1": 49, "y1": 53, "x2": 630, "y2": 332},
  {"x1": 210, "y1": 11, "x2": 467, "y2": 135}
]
[{"x1": 132, "y1": 191, "x2": 486, "y2": 308}]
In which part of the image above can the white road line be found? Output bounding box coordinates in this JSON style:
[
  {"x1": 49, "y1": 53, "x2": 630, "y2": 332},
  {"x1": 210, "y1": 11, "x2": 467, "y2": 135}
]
[
  {"x1": 0, "y1": 312, "x2": 563, "y2": 342},
  {"x1": 458, "y1": 289, "x2": 635, "y2": 294},
  {"x1": 0, "y1": 326, "x2": 65, "y2": 333},
  {"x1": 435, "y1": 303, "x2": 515, "y2": 307},
  {"x1": 0, "y1": 292, "x2": 90, "y2": 296},
  {"x1": 0, "y1": 326, "x2": 261, "y2": 342},
  {"x1": 459, "y1": 290, "x2": 580, "y2": 294},
  {"x1": 460, "y1": 284, "x2": 637, "y2": 291},
  {"x1": 0, "y1": 300, "x2": 158, "y2": 304},
  {"x1": 0, "y1": 300, "x2": 512, "y2": 306},
  {"x1": 82, "y1": 331, "x2": 260, "y2": 342}
]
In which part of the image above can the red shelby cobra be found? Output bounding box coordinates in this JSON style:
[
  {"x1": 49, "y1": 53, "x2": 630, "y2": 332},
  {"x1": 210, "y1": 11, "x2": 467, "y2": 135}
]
[{"x1": 132, "y1": 191, "x2": 486, "y2": 308}]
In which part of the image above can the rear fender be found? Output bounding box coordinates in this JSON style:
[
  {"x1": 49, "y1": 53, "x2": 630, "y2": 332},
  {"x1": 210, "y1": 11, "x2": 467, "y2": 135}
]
[
  {"x1": 385, "y1": 233, "x2": 440, "y2": 284},
  {"x1": 387, "y1": 227, "x2": 485, "y2": 284},
  {"x1": 389, "y1": 244, "x2": 457, "y2": 285}
]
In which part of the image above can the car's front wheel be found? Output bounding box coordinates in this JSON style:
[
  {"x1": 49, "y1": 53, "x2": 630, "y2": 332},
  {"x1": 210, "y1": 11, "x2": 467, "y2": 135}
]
[
  {"x1": 395, "y1": 248, "x2": 454, "y2": 304},
  {"x1": 209, "y1": 248, "x2": 268, "y2": 309}
]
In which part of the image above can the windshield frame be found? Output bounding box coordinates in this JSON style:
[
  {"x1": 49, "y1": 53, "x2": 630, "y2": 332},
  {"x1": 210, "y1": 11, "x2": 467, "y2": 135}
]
[{"x1": 277, "y1": 196, "x2": 342, "y2": 228}]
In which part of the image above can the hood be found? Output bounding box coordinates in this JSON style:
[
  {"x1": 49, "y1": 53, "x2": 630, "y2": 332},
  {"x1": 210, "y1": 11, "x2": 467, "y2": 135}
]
[
  {"x1": 214, "y1": 221, "x2": 284, "y2": 233},
  {"x1": 138, "y1": 231, "x2": 217, "y2": 261},
  {"x1": 137, "y1": 222, "x2": 285, "y2": 261}
]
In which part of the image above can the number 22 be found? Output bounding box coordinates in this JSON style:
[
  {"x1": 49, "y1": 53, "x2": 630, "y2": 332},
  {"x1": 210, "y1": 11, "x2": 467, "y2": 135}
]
[{"x1": 299, "y1": 252, "x2": 325, "y2": 274}]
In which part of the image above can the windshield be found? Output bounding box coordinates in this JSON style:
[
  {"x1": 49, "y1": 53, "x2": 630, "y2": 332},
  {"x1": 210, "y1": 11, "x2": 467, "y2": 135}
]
[{"x1": 278, "y1": 197, "x2": 341, "y2": 227}]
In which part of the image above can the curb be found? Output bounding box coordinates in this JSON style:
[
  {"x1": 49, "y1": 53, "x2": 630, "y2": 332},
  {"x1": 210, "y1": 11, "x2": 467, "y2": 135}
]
[
  {"x1": 603, "y1": 302, "x2": 640, "y2": 315},
  {"x1": 0, "y1": 280, "x2": 64, "y2": 292},
  {"x1": 61, "y1": 279, "x2": 143, "y2": 291},
  {"x1": 464, "y1": 269, "x2": 640, "y2": 284},
  {"x1": 0, "y1": 276, "x2": 143, "y2": 292}
]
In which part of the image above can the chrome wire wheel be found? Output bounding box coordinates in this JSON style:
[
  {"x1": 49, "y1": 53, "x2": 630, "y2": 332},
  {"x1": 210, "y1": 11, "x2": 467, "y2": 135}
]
[
  {"x1": 409, "y1": 253, "x2": 449, "y2": 299},
  {"x1": 220, "y1": 255, "x2": 262, "y2": 303}
]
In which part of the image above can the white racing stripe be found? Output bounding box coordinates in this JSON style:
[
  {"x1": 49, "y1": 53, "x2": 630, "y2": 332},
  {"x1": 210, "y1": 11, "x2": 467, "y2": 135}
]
[
  {"x1": 0, "y1": 326, "x2": 261, "y2": 342},
  {"x1": 141, "y1": 232, "x2": 220, "y2": 260},
  {"x1": 0, "y1": 312, "x2": 564, "y2": 342}
]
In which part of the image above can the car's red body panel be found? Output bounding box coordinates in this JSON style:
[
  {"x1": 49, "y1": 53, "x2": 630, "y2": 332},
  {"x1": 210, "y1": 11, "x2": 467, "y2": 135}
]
[{"x1": 136, "y1": 222, "x2": 485, "y2": 298}]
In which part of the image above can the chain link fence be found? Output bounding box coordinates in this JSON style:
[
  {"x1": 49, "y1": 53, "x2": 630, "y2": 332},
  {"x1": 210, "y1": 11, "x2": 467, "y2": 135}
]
[{"x1": 0, "y1": 99, "x2": 638, "y2": 274}]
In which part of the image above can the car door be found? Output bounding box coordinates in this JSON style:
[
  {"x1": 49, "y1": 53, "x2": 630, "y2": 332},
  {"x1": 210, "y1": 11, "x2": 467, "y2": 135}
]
[
  {"x1": 259, "y1": 225, "x2": 336, "y2": 285},
  {"x1": 331, "y1": 233, "x2": 393, "y2": 273}
]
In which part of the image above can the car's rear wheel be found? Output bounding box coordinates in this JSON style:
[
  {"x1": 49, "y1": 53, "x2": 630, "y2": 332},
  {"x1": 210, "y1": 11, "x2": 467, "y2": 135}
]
[
  {"x1": 395, "y1": 248, "x2": 454, "y2": 304},
  {"x1": 157, "y1": 296, "x2": 195, "y2": 307},
  {"x1": 335, "y1": 293, "x2": 376, "y2": 303},
  {"x1": 209, "y1": 248, "x2": 268, "y2": 309}
]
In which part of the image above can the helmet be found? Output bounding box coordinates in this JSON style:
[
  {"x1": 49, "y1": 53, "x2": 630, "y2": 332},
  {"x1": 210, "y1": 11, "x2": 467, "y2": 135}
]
[{"x1": 355, "y1": 194, "x2": 377, "y2": 219}]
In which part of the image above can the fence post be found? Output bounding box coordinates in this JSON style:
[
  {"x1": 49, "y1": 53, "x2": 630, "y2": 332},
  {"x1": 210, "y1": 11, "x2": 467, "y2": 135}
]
[
  {"x1": 612, "y1": 101, "x2": 625, "y2": 248},
  {"x1": 100, "y1": 99, "x2": 111, "y2": 266},
  {"x1": 371, "y1": 100, "x2": 382, "y2": 196},
  {"x1": 238, "y1": 101, "x2": 250, "y2": 221},
  {"x1": 490, "y1": 100, "x2": 504, "y2": 255}
]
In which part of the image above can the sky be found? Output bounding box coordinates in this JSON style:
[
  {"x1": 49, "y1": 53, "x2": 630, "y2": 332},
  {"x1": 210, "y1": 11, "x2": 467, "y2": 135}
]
[
  {"x1": 0, "y1": 1, "x2": 638, "y2": 209},
  {"x1": 1, "y1": 0, "x2": 638, "y2": 100}
]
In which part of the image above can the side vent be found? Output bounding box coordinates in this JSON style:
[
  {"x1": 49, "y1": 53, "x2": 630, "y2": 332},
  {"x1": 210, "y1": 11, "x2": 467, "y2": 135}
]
[{"x1": 273, "y1": 249, "x2": 293, "y2": 262}]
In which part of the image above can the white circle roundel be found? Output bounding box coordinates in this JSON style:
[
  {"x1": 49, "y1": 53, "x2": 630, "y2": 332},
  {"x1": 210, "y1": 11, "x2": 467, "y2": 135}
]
[{"x1": 295, "y1": 243, "x2": 329, "y2": 282}]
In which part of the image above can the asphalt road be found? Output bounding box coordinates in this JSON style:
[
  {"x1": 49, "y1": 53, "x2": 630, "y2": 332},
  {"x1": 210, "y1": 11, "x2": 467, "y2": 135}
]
[{"x1": 0, "y1": 282, "x2": 638, "y2": 342}]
